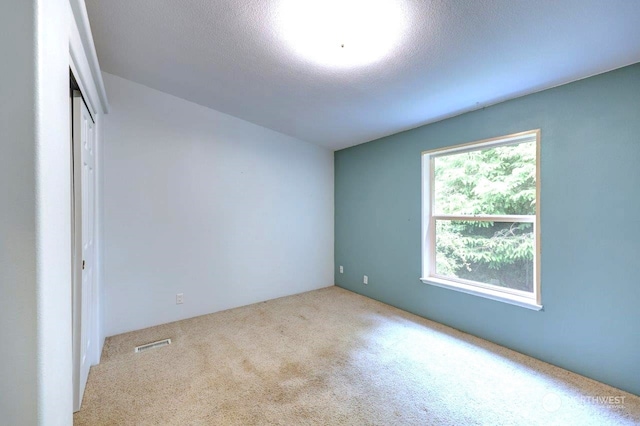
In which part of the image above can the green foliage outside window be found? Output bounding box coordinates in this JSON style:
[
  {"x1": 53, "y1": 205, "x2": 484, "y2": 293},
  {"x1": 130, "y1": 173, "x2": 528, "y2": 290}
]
[{"x1": 433, "y1": 142, "x2": 536, "y2": 291}]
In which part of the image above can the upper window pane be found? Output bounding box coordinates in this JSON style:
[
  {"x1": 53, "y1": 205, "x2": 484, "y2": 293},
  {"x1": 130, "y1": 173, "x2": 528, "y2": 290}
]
[{"x1": 434, "y1": 141, "x2": 536, "y2": 216}]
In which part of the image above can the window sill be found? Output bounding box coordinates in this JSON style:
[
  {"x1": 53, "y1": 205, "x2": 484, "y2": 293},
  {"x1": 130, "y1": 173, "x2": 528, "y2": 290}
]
[{"x1": 420, "y1": 276, "x2": 543, "y2": 311}]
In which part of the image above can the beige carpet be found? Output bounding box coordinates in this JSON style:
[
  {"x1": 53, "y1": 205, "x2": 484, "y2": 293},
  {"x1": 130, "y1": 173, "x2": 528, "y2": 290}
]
[{"x1": 74, "y1": 287, "x2": 640, "y2": 425}]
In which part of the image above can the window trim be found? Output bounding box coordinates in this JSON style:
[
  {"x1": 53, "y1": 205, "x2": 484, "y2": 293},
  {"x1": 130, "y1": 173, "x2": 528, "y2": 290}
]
[{"x1": 420, "y1": 130, "x2": 542, "y2": 310}]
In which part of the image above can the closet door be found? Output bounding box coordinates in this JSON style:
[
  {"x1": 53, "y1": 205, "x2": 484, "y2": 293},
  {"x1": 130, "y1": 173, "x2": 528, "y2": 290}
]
[{"x1": 72, "y1": 91, "x2": 96, "y2": 412}]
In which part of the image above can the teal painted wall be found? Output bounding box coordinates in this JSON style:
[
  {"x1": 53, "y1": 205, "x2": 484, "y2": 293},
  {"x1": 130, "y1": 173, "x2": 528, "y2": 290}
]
[{"x1": 335, "y1": 63, "x2": 640, "y2": 396}]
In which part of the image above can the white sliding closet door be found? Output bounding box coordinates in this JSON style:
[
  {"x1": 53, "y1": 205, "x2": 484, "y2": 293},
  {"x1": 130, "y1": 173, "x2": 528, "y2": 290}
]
[{"x1": 72, "y1": 91, "x2": 97, "y2": 412}]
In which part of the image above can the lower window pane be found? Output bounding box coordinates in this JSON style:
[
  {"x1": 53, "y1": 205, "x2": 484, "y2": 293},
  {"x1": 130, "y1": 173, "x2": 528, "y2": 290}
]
[{"x1": 435, "y1": 220, "x2": 534, "y2": 292}]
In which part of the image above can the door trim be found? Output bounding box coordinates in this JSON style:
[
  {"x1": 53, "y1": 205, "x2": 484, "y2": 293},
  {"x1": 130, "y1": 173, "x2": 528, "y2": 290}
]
[{"x1": 71, "y1": 90, "x2": 84, "y2": 412}]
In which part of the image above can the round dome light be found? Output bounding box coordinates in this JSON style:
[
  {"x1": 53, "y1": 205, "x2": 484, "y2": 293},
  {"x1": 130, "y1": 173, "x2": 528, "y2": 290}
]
[{"x1": 275, "y1": 0, "x2": 408, "y2": 68}]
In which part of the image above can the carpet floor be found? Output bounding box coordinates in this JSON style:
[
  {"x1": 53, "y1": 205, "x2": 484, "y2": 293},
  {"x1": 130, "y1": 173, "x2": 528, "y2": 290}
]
[{"x1": 74, "y1": 286, "x2": 640, "y2": 425}]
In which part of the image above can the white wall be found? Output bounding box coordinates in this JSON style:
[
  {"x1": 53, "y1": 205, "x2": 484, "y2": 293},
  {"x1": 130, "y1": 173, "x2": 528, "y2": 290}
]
[
  {"x1": 36, "y1": 0, "x2": 74, "y2": 422},
  {"x1": 0, "y1": 0, "x2": 73, "y2": 423},
  {"x1": 102, "y1": 73, "x2": 334, "y2": 336}
]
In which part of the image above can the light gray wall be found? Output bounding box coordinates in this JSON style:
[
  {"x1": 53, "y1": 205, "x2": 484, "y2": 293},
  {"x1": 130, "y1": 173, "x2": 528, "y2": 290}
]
[
  {"x1": 0, "y1": 0, "x2": 73, "y2": 423},
  {"x1": 0, "y1": 1, "x2": 38, "y2": 422},
  {"x1": 102, "y1": 73, "x2": 334, "y2": 336}
]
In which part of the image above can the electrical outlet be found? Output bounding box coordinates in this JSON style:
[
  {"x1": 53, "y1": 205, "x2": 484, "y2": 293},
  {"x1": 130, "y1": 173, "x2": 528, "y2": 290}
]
[
  {"x1": 176, "y1": 293, "x2": 184, "y2": 304},
  {"x1": 339, "y1": 265, "x2": 344, "y2": 274},
  {"x1": 363, "y1": 275, "x2": 368, "y2": 285}
]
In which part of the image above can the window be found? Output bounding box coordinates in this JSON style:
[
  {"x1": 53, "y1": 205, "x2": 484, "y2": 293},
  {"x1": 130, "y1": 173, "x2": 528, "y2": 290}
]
[{"x1": 421, "y1": 130, "x2": 541, "y2": 310}]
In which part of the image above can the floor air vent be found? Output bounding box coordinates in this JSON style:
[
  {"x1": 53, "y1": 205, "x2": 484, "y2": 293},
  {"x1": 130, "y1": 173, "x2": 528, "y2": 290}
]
[{"x1": 134, "y1": 339, "x2": 172, "y2": 353}]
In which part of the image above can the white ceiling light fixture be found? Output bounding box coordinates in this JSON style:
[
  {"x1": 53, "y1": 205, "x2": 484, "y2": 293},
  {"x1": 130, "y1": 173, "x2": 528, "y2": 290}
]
[{"x1": 275, "y1": 0, "x2": 408, "y2": 69}]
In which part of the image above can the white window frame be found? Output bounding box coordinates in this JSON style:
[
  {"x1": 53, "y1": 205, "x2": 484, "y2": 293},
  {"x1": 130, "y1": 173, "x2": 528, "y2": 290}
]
[{"x1": 420, "y1": 130, "x2": 542, "y2": 310}]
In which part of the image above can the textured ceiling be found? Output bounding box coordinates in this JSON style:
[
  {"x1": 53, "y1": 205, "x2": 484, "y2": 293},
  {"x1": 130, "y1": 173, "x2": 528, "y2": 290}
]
[{"x1": 86, "y1": 0, "x2": 640, "y2": 150}]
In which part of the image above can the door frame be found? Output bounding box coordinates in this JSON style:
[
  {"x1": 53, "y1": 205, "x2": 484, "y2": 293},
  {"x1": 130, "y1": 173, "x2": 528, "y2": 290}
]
[
  {"x1": 70, "y1": 89, "x2": 83, "y2": 412},
  {"x1": 69, "y1": 0, "x2": 109, "y2": 414}
]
